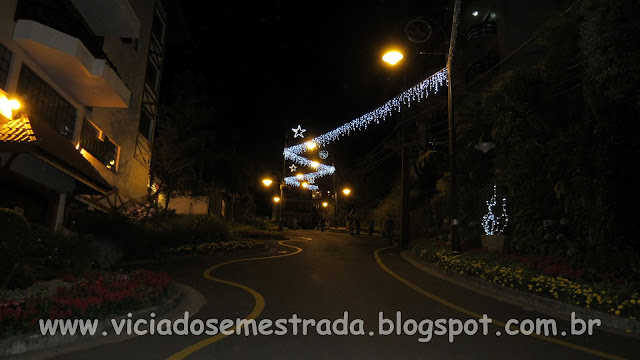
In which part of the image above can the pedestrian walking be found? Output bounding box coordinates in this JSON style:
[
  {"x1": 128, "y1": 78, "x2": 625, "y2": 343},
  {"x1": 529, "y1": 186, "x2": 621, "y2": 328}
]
[
  {"x1": 346, "y1": 210, "x2": 354, "y2": 234},
  {"x1": 384, "y1": 214, "x2": 394, "y2": 244}
]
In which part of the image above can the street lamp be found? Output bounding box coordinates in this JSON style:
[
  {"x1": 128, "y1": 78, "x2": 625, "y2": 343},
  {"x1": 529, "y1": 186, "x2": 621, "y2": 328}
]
[
  {"x1": 342, "y1": 188, "x2": 351, "y2": 195},
  {"x1": 261, "y1": 176, "x2": 286, "y2": 232},
  {"x1": 382, "y1": 48, "x2": 411, "y2": 250},
  {"x1": 382, "y1": 50, "x2": 403, "y2": 65}
]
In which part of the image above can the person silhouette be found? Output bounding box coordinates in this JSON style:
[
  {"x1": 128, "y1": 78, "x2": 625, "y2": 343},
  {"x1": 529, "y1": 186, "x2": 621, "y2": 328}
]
[{"x1": 384, "y1": 214, "x2": 394, "y2": 244}]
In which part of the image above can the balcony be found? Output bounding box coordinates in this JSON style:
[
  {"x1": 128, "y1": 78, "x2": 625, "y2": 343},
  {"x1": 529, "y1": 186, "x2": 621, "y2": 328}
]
[
  {"x1": 13, "y1": 19, "x2": 131, "y2": 108},
  {"x1": 466, "y1": 21, "x2": 497, "y2": 42},
  {"x1": 70, "y1": 0, "x2": 141, "y2": 38}
]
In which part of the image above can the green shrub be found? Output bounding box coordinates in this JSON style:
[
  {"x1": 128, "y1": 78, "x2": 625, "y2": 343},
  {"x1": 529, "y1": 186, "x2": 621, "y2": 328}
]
[
  {"x1": 0, "y1": 209, "x2": 33, "y2": 289},
  {"x1": 0, "y1": 212, "x2": 94, "y2": 290},
  {"x1": 0, "y1": 208, "x2": 31, "y2": 245},
  {"x1": 150, "y1": 215, "x2": 234, "y2": 247}
]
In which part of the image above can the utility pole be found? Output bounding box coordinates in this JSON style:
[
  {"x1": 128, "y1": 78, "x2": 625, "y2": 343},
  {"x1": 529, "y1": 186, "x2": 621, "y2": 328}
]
[
  {"x1": 333, "y1": 155, "x2": 338, "y2": 228},
  {"x1": 279, "y1": 135, "x2": 287, "y2": 232},
  {"x1": 399, "y1": 69, "x2": 410, "y2": 249},
  {"x1": 447, "y1": 0, "x2": 463, "y2": 254}
]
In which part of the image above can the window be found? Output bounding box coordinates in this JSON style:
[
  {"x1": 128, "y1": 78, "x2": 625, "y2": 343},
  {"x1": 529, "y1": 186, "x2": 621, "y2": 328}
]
[
  {"x1": 145, "y1": 60, "x2": 160, "y2": 91},
  {"x1": 138, "y1": 110, "x2": 153, "y2": 141},
  {"x1": 80, "y1": 118, "x2": 118, "y2": 172},
  {"x1": 16, "y1": 66, "x2": 76, "y2": 139},
  {"x1": 0, "y1": 43, "x2": 12, "y2": 91}
]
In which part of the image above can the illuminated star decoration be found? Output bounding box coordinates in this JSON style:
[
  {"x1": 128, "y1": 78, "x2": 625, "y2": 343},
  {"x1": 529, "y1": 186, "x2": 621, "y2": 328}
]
[
  {"x1": 292, "y1": 125, "x2": 306, "y2": 138},
  {"x1": 289, "y1": 164, "x2": 297, "y2": 172},
  {"x1": 319, "y1": 150, "x2": 329, "y2": 159},
  {"x1": 283, "y1": 68, "x2": 448, "y2": 189}
]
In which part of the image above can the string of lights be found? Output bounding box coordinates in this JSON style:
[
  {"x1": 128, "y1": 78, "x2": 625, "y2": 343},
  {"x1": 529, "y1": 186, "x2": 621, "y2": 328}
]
[
  {"x1": 283, "y1": 68, "x2": 448, "y2": 157},
  {"x1": 282, "y1": 68, "x2": 449, "y2": 189},
  {"x1": 482, "y1": 184, "x2": 508, "y2": 235}
]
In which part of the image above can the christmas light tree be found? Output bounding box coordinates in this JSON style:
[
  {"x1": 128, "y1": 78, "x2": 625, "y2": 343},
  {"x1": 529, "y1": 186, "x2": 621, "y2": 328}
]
[{"x1": 482, "y1": 184, "x2": 508, "y2": 235}]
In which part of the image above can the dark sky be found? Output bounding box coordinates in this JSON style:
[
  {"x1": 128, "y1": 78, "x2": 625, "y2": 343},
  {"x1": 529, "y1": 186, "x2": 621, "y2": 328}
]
[{"x1": 161, "y1": 0, "x2": 453, "y2": 195}]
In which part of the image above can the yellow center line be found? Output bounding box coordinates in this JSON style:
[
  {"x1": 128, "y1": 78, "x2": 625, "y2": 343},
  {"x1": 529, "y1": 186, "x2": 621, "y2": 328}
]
[
  {"x1": 374, "y1": 246, "x2": 626, "y2": 360},
  {"x1": 166, "y1": 237, "x2": 311, "y2": 360}
]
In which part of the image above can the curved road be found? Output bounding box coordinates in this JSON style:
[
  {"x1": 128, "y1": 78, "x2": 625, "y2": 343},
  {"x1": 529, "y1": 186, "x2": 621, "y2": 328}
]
[{"x1": 36, "y1": 230, "x2": 640, "y2": 359}]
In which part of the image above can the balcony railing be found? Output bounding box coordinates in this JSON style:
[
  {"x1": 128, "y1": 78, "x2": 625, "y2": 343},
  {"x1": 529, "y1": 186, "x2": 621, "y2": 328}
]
[{"x1": 466, "y1": 21, "x2": 497, "y2": 42}]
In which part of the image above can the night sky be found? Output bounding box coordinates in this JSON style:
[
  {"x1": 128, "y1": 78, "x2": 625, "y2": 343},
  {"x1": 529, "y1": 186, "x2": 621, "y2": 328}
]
[{"x1": 161, "y1": 0, "x2": 453, "y2": 200}]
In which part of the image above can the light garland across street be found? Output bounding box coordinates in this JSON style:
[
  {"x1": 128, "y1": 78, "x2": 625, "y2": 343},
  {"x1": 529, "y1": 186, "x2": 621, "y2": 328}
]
[{"x1": 283, "y1": 67, "x2": 448, "y2": 188}]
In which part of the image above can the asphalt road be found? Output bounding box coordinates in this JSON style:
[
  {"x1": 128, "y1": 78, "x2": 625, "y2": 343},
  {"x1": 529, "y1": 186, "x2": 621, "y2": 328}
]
[{"x1": 27, "y1": 230, "x2": 640, "y2": 359}]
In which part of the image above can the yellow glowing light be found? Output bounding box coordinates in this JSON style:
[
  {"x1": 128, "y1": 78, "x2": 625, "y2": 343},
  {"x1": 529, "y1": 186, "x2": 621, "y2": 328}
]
[
  {"x1": 382, "y1": 51, "x2": 403, "y2": 65},
  {"x1": 322, "y1": 202, "x2": 328, "y2": 207},
  {"x1": 310, "y1": 161, "x2": 319, "y2": 168},
  {"x1": 305, "y1": 141, "x2": 317, "y2": 150},
  {"x1": 342, "y1": 188, "x2": 351, "y2": 195},
  {"x1": 262, "y1": 179, "x2": 273, "y2": 186},
  {"x1": 76, "y1": 143, "x2": 81, "y2": 150},
  {"x1": 273, "y1": 197, "x2": 281, "y2": 203},
  {"x1": 109, "y1": 159, "x2": 115, "y2": 165},
  {"x1": 0, "y1": 93, "x2": 17, "y2": 119},
  {"x1": 296, "y1": 174, "x2": 304, "y2": 179},
  {"x1": 301, "y1": 182, "x2": 308, "y2": 188}
]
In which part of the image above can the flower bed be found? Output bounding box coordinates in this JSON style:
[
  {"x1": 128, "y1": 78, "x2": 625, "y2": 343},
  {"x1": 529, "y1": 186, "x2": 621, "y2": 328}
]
[
  {"x1": 0, "y1": 270, "x2": 172, "y2": 338},
  {"x1": 413, "y1": 242, "x2": 640, "y2": 320},
  {"x1": 170, "y1": 240, "x2": 265, "y2": 256}
]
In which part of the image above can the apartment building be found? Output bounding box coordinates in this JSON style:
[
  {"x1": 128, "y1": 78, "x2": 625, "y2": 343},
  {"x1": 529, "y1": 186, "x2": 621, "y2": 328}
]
[{"x1": 0, "y1": 0, "x2": 166, "y2": 228}]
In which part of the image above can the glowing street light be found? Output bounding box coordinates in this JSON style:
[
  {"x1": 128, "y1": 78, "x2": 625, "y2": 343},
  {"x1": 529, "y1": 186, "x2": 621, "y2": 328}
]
[
  {"x1": 310, "y1": 161, "x2": 319, "y2": 168},
  {"x1": 305, "y1": 141, "x2": 317, "y2": 150},
  {"x1": 382, "y1": 50, "x2": 403, "y2": 66},
  {"x1": 262, "y1": 178, "x2": 273, "y2": 187},
  {"x1": 301, "y1": 182, "x2": 309, "y2": 189},
  {"x1": 342, "y1": 188, "x2": 351, "y2": 196},
  {"x1": 322, "y1": 202, "x2": 328, "y2": 207},
  {"x1": 273, "y1": 197, "x2": 281, "y2": 203}
]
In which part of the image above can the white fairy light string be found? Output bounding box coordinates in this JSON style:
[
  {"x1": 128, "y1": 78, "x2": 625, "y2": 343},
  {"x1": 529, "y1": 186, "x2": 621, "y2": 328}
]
[
  {"x1": 481, "y1": 184, "x2": 509, "y2": 235},
  {"x1": 284, "y1": 67, "x2": 448, "y2": 188}
]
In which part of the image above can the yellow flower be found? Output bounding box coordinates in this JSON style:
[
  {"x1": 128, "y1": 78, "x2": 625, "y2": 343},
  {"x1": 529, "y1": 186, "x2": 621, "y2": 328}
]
[
  {"x1": 615, "y1": 310, "x2": 620, "y2": 316},
  {"x1": 631, "y1": 299, "x2": 637, "y2": 304},
  {"x1": 617, "y1": 305, "x2": 624, "y2": 310}
]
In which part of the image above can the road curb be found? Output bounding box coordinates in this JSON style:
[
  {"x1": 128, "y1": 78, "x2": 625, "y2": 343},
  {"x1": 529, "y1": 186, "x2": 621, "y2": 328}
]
[
  {"x1": 400, "y1": 250, "x2": 640, "y2": 338},
  {"x1": 0, "y1": 283, "x2": 202, "y2": 359}
]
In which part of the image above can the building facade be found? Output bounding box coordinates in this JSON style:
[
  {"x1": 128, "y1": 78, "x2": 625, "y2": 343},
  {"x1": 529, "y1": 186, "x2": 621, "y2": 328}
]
[{"x1": 0, "y1": 0, "x2": 166, "y2": 228}]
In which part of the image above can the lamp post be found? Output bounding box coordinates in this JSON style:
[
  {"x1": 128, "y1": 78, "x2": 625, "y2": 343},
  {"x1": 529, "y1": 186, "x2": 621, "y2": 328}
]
[
  {"x1": 382, "y1": 48, "x2": 411, "y2": 249},
  {"x1": 262, "y1": 176, "x2": 286, "y2": 232},
  {"x1": 446, "y1": 0, "x2": 463, "y2": 254}
]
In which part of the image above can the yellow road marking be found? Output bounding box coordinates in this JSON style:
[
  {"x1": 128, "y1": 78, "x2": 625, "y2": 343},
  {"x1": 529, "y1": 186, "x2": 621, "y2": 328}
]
[
  {"x1": 166, "y1": 237, "x2": 311, "y2": 360},
  {"x1": 374, "y1": 246, "x2": 626, "y2": 360}
]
